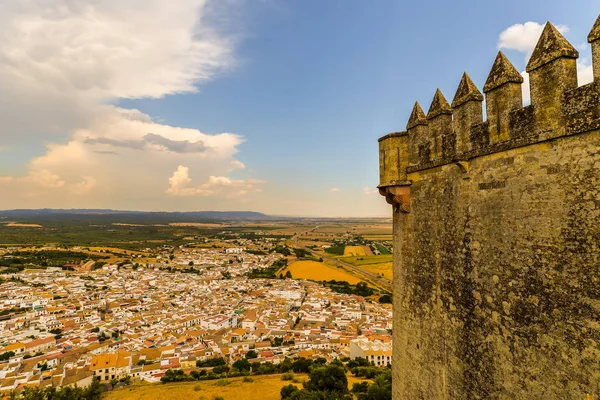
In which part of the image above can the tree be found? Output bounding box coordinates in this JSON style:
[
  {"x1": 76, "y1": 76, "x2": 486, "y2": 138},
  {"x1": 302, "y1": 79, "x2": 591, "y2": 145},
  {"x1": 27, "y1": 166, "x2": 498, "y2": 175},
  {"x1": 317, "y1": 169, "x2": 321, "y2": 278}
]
[
  {"x1": 110, "y1": 378, "x2": 119, "y2": 389},
  {"x1": 280, "y1": 384, "x2": 299, "y2": 399},
  {"x1": 357, "y1": 371, "x2": 392, "y2": 400},
  {"x1": 188, "y1": 261, "x2": 194, "y2": 266},
  {"x1": 245, "y1": 350, "x2": 258, "y2": 359},
  {"x1": 84, "y1": 378, "x2": 102, "y2": 399},
  {"x1": 378, "y1": 294, "x2": 392, "y2": 304},
  {"x1": 0, "y1": 351, "x2": 15, "y2": 361},
  {"x1": 291, "y1": 357, "x2": 313, "y2": 373},
  {"x1": 304, "y1": 364, "x2": 348, "y2": 394},
  {"x1": 233, "y1": 358, "x2": 250, "y2": 372},
  {"x1": 285, "y1": 271, "x2": 293, "y2": 279}
]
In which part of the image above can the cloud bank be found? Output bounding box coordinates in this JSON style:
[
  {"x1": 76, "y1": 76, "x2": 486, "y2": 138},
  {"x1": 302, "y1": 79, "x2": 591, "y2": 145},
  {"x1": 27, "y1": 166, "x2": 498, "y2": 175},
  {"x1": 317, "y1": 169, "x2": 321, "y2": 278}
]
[{"x1": 0, "y1": 0, "x2": 263, "y2": 209}]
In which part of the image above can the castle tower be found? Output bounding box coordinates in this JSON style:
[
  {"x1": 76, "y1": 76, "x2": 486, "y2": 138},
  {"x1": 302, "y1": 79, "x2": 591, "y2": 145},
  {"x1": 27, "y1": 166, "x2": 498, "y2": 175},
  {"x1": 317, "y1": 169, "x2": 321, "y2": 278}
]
[
  {"x1": 406, "y1": 102, "x2": 428, "y2": 166},
  {"x1": 589, "y1": 15, "x2": 600, "y2": 81},
  {"x1": 426, "y1": 89, "x2": 452, "y2": 160},
  {"x1": 483, "y1": 52, "x2": 523, "y2": 143},
  {"x1": 526, "y1": 22, "x2": 578, "y2": 132},
  {"x1": 377, "y1": 13, "x2": 600, "y2": 400},
  {"x1": 451, "y1": 73, "x2": 483, "y2": 154}
]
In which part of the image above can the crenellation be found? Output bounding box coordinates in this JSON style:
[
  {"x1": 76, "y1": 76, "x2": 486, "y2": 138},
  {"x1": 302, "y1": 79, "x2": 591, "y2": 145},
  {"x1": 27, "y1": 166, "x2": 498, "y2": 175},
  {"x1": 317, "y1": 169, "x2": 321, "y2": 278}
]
[
  {"x1": 483, "y1": 52, "x2": 523, "y2": 144},
  {"x1": 452, "y1": 73, "x2": 484, "y2": 154},
  {"x1": 589, "y1": 15, "x2": 600, "y2": 81},
  {"x1": 406, "y1": 102, "x2": 428, "y2": 166},
  {"x1": 425, "y1": 89, "x2": 453, "y2": 160},
  {"x1": 526, "y1": 22, "x2": 579, "y2": 134}
]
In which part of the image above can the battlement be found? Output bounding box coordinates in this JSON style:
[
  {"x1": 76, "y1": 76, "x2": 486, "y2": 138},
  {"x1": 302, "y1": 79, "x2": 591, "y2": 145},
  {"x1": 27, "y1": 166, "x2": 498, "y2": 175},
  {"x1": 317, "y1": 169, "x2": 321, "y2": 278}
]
[{"x1": 379, "y1": 18, "x2": 600, "y2": 191}]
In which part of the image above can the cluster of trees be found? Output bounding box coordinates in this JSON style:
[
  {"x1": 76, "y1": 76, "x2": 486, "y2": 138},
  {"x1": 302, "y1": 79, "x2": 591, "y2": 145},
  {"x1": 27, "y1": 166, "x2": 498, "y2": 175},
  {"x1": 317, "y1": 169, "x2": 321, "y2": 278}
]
[
  {"x1": 350, "y1": 370, "x2": 392, "y2": 400},
  {"x1": 8, "y1": 379, "x2": 101, "y2": 400},
  {"x1": 280, "y1": 363, "x2": 353, "y2": 400},
  {"x1": 324, "y1": 244, "x2": 345, "y2": 256},
  {"x1": 281, "y1": 360, "x2": 392, "y2": 400},
  {"x1": 273, "y1": 246, "x2": 292, "y2": 256},
  {"x1": 246, "y1": 258, "x2": 288, "y2": 279},
  {"x1": 378, "y1": 294, "x2": 392, "y2": 304},
  {"x1": 0, "y1": 351, "x2": 15, "y2": 361},
  {"x1": 162, "y1": 357, "x2": 330, "y2": 385},
  {"x1": 3, "y1": 250, "x2": 109, "y2": 269},
  {"x1": 323, "y1": 281, "x2": 374, "y2": 297}
]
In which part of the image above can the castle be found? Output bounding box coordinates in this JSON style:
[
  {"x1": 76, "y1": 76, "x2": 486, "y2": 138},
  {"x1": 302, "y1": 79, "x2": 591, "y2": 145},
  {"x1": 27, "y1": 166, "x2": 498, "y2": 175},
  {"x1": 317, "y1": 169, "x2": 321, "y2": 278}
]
[{"x1": 378, "y1": 15, "x2": 600, "y2": 399}]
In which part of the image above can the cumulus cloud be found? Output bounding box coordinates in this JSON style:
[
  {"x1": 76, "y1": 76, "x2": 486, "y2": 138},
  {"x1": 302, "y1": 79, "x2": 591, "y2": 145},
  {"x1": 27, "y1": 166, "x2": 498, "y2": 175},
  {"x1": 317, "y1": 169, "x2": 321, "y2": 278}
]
[
  {"x1": 166, "y1": 166, "x2": 266, "y2": 197},
  {"x1": 498, "y1": 22, "x2": 568, "y2": 58},
  {"x1": 329, "y1": 188, "x2": 340, "y2": 193},
  {"x1": 498, "y1": 22, "x2": 593, "y2": 104},
  {"x1": 363, "y1": 187, "x2": 379, "y2": 195},
  {"x1": 230, "y1": 160, "x2": 246, "y2": 170},
  {"x1": 0, "y1": 1, "x2": 266, "y2": 208},
  {"x1": 84, "y1": 133, "x2": 209, "y2": 153}
]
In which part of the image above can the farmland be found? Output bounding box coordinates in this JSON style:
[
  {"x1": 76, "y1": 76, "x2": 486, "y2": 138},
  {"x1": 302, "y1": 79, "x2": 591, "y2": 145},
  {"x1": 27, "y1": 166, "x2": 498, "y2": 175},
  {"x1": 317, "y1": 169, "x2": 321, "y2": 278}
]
[
  {"x1": 285, "y1": 260, "x2": 362, "y2": 284},
  {"x1": 342, "y1": 245, "x2": 368, "y2": 257}
]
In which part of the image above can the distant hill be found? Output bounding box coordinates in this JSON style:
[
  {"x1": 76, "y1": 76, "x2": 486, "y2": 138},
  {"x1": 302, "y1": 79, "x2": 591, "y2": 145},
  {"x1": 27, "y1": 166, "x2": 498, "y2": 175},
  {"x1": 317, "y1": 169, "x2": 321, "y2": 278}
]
[{"x1": 0, "y1": 209, "x2": 273, "y2": 223}]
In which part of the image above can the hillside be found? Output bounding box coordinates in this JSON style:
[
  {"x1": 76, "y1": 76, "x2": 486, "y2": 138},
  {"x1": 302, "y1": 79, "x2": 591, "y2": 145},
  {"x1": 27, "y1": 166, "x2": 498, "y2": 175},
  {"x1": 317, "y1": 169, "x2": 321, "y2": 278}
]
[{"x1": 103, "y1": 373, "x2": 368, "y2": 400}]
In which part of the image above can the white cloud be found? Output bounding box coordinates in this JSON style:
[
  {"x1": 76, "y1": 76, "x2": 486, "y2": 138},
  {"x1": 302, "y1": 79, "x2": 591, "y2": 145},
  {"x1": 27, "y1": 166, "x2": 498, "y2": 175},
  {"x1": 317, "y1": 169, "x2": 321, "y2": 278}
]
[
  {"x1": 0, "y1": 1, "x2": 268, "y2": 208},
  {"x1": 498, "y1": 22, "x2": 568, "y2": 58},
  {"x1": 363, "y1": 187, "x2": 379, "y2": 195},
  {"x1": 166, "y1": 165, "x2": 266, "y2": 198},
  {"x1": 498, "y1": 22, "x2": 593, "y2": 104},
  {"x1": 329, "y1": 188, "x2": 340, "y2": 193},
  {"x1": 230, "y1": 160, "x2": 246, "y2": 170}
]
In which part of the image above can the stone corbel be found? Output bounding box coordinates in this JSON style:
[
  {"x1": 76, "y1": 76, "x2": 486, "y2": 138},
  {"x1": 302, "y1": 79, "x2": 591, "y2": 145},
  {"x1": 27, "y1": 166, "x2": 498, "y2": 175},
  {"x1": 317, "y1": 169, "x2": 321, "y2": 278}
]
[{"x1": 378, "y1": 184, "x2": 411, "y2": 213}]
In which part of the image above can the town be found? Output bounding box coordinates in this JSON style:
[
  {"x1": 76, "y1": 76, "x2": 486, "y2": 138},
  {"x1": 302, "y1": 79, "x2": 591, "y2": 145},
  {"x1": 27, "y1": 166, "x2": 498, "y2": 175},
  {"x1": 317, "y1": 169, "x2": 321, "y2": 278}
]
[{"x1": 0, "y1": 234, "x2": 392, "y2": 396}]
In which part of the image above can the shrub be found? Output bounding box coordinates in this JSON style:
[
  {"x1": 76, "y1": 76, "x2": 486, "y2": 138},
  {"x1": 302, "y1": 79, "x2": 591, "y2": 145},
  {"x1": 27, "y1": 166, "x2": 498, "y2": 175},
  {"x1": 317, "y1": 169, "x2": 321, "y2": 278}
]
[
  {"x1": 281, "y1": 372, "x2": 294, "y2": 381},
  {"x1": 242, "y1": 376, "x2": 253, "y2": 382},
  {"x1": 194, "y1": 384, "x2": 202, "y2": 391},
  {"x1": 216, "y1": 378, "x2": 230, "y2": 386},
  {"x1": 280, "y1": 384, "x2": 299, "y2": 399}
]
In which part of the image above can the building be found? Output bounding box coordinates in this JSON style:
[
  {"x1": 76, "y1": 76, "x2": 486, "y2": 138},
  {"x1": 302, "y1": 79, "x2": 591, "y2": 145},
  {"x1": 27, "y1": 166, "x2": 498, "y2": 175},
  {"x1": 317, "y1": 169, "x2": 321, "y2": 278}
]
[
  {"x1": 349, "y1": 337, "x2": 392, "y2": 367},
  {"x1": 378, "y1": 15, "x2": 600, "y2": 400}
]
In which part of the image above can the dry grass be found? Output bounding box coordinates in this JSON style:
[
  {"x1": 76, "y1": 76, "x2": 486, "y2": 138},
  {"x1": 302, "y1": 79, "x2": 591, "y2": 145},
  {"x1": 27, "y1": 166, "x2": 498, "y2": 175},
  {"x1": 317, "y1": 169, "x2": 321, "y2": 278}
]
[
  {"x1": 5, "y1": 222, "x2": 43, "y2": 228},
  {"x1": 343, "y1": 246, "x2": 367, "y2": 257},
  {"x1": 103, "y1": 374, "x2": 369, "y2": 400},
  {"x1": 286, "y1": 261, "x2": 362, "y2": 284},
  {"x1": 355, "y1": 262, "x2": 393, "y2": 280},
  {"x1": 362, "y1": 235, "x2": 393, "y2": 241},
  {"x1": 168, "y1": 222, "x2": 224, "y2": 227}
]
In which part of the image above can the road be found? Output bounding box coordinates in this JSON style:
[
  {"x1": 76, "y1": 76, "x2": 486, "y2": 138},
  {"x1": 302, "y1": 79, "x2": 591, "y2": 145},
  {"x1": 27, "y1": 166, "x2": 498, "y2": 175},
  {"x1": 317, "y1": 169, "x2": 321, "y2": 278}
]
[{"x1": 290, "y1": 228, "x2": 393, "y2": 293}]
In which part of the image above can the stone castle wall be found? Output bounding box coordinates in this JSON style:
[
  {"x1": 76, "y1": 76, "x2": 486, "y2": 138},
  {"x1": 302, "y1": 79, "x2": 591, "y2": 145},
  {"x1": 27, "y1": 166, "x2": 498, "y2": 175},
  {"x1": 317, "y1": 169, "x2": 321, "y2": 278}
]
[{"x1": 379, "y1": 17, "x2": 600, "y2": 399}]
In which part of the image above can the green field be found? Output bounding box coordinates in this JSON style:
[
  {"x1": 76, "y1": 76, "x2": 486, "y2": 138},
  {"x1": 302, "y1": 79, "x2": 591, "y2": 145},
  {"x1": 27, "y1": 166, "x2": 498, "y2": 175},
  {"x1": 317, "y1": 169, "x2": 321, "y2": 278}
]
[{"x1": 339, "y1": 255, "x2": 393, "y2": 266}]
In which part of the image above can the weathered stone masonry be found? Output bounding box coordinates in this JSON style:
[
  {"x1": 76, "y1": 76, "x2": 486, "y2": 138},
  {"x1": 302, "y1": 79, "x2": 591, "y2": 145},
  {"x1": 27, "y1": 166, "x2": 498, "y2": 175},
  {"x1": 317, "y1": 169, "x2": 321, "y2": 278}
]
[{"x1": 379, "y1": 17, "x2": 600, "y2": 400}]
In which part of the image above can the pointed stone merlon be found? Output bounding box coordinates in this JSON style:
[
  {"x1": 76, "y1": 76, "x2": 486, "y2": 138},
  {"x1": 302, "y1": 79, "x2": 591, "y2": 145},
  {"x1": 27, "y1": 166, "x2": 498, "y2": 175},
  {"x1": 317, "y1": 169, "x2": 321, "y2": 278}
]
[
  {"x1": 406, "y1": 102, "x2": 428, "y2": 166},
  {"x1": 426, "y1": 89, "x2": 453, "y2": 161},
  {"x1": 452, "y1": 73, "x2": 483, "y2": 153},
  {"x1": 483, "y1": 52, "x2": 523, "y2": 143},
  {"x1": 589, "y1": 14, "x2": 600, "y2": 81},
  {"x1": 527, "y1": 22, "x2": 578, "y2": 132}
]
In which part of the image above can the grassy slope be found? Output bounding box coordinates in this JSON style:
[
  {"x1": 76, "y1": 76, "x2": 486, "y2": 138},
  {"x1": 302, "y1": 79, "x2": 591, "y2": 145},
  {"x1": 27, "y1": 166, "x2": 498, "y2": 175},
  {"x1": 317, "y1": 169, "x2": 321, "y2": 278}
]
[{"x1": 103, "y1": 374, "x2": 368, "y2": 400}]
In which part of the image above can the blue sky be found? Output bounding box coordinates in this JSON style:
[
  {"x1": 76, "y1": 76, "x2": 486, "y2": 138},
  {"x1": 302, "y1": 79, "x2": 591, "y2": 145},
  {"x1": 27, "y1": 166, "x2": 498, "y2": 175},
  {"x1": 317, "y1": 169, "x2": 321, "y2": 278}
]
[{"x1": 0, "y1": 1, "x2": 598, "y2": 216}]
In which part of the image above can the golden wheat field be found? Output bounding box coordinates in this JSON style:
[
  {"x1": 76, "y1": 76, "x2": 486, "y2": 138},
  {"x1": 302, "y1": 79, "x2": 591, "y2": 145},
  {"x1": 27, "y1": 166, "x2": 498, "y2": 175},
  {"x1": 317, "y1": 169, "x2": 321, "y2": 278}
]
[
  {"x1": 103, "y1": 374, "x2": 369, "y2": 400},
  {"x1": 343, "y1": 246, "x2": 367, "y2": 257},
  {"x1": 286, "y1": 260, "x2": 361, "y2": 283},
  {"x1": 355, "y1": 261, "x2": 393, "y2": 280}
]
